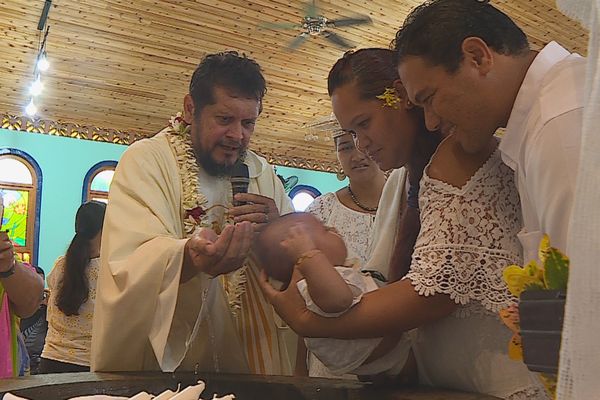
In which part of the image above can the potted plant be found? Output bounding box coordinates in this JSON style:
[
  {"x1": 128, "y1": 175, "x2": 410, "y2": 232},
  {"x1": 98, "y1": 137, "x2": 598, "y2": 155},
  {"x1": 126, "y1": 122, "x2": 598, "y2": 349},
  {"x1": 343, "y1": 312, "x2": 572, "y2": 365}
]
[{"x1": 501, "y1": 235, "x2": 569, "y2": 396}]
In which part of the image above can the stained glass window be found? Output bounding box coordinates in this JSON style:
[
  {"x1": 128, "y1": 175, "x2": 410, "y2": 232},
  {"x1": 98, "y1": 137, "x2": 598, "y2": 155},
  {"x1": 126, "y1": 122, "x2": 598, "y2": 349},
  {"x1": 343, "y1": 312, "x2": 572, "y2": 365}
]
[{"x1": 0, "y1": 154, "x2": 38, "y2": 264}]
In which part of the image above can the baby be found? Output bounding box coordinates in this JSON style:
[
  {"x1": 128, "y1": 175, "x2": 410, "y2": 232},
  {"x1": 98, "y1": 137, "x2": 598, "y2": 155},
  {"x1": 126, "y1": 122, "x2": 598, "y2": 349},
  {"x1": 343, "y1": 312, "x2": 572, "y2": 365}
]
[{"x1": 254, "y1": 212, "x2": 414, "y2": 378}]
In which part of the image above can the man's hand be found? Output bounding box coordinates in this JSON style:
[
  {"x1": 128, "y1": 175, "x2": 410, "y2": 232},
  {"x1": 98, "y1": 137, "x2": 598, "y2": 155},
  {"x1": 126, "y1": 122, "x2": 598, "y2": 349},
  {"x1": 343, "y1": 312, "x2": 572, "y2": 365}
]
[
  {"x1": 229, "y1": 193, "x2": 279, "y2": 232},
  {"x1": 181, "y1": 221, "x2": 253, "y2": 282}
]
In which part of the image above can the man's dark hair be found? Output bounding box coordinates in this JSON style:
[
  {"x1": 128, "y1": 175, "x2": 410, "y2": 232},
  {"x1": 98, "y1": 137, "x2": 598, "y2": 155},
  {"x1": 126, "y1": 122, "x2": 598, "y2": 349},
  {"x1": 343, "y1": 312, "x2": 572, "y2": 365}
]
[
  {"x1": 189, "y1": 51, "x2": 267, "y2": 115},
  {"x1": 393, "y1": 0, "x2": 530, "y2": 73}
]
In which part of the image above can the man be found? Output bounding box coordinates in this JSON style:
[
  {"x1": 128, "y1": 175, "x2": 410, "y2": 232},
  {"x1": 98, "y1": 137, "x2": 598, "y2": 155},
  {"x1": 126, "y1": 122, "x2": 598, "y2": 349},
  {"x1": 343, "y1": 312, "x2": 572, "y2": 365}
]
[
  {"x1": 394, "y1": 0, "x2": 584, "y2": 262},
  {"x1": 91, "y1": 52, "x2": 295, "y2": 374}
]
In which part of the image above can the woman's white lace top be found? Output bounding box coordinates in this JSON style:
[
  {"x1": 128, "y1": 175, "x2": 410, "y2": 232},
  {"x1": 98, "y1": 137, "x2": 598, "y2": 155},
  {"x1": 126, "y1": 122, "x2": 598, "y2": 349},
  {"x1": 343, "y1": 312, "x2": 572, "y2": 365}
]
[
  {"x1": 305, "y1": 192, "x2": 376, "y2": 266},
  {"x1": 405, "y1": 148, "x2": 548, "y2": 399},
  {"x1": 305, "y1": 191, "x2": 377, "y2": 379}
]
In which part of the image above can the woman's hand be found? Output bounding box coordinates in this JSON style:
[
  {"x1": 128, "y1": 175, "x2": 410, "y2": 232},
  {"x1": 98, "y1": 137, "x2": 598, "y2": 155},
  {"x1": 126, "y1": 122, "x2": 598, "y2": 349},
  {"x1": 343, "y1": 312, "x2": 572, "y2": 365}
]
[{"x1": 258, "y1": 267, "x2": 316, "y2": 336}]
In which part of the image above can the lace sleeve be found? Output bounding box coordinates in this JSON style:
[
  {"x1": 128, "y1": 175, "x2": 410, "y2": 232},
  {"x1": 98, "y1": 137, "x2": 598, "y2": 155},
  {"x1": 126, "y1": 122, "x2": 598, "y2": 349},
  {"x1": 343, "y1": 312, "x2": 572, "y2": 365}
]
[
  {"x1": 405, "y1": 152, "x2": 523, "y2": 313},
  {"x1": 407, "y1": 245, "x2": 518, "y2": 312}
]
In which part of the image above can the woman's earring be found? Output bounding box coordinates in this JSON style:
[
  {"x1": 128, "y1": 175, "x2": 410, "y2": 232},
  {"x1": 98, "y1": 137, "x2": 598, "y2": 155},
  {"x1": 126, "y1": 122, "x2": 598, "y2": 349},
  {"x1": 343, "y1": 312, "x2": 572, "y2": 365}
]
[{"x1": 336, "y1": 170, "x2": 346, "y2": 181}]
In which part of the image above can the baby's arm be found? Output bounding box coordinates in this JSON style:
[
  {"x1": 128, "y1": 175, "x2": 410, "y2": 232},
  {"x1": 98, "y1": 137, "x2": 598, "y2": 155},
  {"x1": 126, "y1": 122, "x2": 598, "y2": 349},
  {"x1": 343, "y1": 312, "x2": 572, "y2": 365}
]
[{"x1": 281, "y1": 224, "x2": 353, "y2": 313}]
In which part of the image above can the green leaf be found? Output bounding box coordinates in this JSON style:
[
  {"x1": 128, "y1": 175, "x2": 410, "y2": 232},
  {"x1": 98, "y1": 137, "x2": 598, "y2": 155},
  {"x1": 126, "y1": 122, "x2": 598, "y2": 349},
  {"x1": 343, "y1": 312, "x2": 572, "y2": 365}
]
[
  {"x1": 543, "y1": 247, "x2": 570, "y2": 290},
  {"x1": 524, "y1": 282, "x2": 545, "y2": 292}
]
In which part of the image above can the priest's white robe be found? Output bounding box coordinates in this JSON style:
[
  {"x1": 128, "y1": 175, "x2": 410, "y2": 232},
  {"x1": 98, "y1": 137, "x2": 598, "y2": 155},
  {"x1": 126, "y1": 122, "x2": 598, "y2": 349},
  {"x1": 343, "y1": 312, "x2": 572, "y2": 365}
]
[{"x1": 91, "y1": 130, "x2": 294, "y2": 374}]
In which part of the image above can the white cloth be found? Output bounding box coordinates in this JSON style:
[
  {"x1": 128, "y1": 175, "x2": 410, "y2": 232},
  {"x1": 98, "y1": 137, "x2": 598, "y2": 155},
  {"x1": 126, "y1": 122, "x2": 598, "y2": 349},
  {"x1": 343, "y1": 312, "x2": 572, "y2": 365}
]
[
  {"x1": 554, "y1": 2, "x2": 600, "y2": 399},
  {"x1": 41, "y1": 257, "x2": 99, "y2": 367},
  {"x1": 499, "y1": 41, "x2": 585, "y2": 263},
  {"x1": 305, "y1": 192, "x2": 376, "y2": 266},
  {"x1": 298, "y1": 265, "x2": 412, "y2": 376},
  {"x1": 303, "y1": 169, "x2": 407, "y2": 378},
  {"x1": 362, "y1": 168, "x2": 407, "y2": 279},
  {"x1": 405, "y1": 147, "x2": 547, "y2": 399},
  {"x1": 91, "y1": 130, "x2": 294, "y2": 374}
]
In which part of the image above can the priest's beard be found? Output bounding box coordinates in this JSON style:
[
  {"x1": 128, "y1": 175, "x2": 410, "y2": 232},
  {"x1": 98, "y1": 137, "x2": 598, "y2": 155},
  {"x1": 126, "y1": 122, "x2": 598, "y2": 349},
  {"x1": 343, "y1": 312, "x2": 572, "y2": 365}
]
[{"x1": 196, "y1": 146, "x2": 248, "y2": 178}]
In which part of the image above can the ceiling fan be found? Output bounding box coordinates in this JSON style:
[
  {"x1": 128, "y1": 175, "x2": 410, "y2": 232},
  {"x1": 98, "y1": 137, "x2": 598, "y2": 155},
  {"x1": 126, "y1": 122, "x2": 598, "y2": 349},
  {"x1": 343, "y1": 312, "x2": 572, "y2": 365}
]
[{"x1": 260, "y1": 0, "x2": 372, "y2": 51}]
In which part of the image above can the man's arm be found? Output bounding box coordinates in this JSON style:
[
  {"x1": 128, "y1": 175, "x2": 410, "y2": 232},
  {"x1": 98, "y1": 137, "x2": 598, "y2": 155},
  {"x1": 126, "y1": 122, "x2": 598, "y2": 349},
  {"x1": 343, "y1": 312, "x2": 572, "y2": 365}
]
[
  {"x1": 92, "y1": 137, "x2": 206, "y2": 371},
  {"x1": 525, "y1": 109, "x2": 582, "y2": 252}
]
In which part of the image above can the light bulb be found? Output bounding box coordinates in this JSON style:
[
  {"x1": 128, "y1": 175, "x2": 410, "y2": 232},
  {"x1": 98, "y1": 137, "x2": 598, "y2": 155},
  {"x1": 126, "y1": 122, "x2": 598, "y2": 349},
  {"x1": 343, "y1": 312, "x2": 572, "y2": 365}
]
[
  {"x1": 30, "y1": 76, "x2": 43, "y2": 96},
  {"x1": 37, "y1": 53, "x2": 49, "y2": 72},
  {"x1": 25, "y1": 99, "x2": 37, "y2": 117}
]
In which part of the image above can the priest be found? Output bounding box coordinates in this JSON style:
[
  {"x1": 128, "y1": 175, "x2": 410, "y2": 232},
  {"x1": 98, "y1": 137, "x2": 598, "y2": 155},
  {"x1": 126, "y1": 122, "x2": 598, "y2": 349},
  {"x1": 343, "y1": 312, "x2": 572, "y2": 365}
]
[{"x1": 91, "y1": 51, "x2": 294, "y2": 374}]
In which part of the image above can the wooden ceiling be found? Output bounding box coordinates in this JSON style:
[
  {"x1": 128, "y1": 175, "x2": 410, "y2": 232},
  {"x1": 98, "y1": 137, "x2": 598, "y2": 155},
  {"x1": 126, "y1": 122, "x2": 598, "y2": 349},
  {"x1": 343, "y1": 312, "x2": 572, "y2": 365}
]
[{"x1": 0, "y1": 0, "x2": 589, "y2": 172}]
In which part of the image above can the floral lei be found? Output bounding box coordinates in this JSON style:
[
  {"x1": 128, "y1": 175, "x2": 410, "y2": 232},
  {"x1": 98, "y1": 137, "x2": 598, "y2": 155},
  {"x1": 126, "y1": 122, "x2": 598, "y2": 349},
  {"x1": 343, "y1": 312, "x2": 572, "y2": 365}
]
[
  {"x1": 166, "y1": 112, "x2": 209, "y2": 235},
  {"x1": 165, "y1": 112, "x2": 247, "y2": 316}
]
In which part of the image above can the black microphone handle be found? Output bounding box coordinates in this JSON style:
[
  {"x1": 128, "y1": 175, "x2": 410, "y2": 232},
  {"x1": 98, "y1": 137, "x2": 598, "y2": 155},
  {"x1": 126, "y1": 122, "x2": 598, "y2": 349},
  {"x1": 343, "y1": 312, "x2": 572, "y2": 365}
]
[{"x1": 231, "y1": 177, "x2": 250, "y2": 207}]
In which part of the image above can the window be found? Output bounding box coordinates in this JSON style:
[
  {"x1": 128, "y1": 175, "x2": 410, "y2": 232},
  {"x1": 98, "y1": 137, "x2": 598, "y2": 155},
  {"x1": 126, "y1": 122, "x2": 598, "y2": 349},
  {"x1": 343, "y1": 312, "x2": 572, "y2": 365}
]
[
  {"x1": 289, "y1": 185, "x2": 321, "y2": 211},
  {"x1": 83, "y1": 161, "x2": 117, "y2": 203},
  {"x1": 0, "y1": 150, "x2": 42, "y2": 264}
]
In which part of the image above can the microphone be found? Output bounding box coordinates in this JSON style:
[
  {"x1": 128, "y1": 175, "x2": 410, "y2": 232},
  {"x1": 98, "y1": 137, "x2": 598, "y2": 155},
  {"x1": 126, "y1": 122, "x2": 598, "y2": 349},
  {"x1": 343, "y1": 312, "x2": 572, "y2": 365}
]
[{"x1": 231, "y1": 161, "x2": 250, "y2": 207}]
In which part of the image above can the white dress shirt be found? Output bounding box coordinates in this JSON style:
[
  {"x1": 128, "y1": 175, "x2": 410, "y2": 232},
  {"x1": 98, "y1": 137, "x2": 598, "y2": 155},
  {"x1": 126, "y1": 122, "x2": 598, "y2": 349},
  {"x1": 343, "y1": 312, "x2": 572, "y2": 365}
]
[{"x1": 500, "y1": 41, "x2": 585, "y2": 262}]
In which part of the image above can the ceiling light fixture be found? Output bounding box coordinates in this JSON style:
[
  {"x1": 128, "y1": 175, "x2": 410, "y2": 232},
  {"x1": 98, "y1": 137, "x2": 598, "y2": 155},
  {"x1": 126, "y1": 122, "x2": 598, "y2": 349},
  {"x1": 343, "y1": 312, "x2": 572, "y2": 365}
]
[
  {"x1": 25, "y1": 0, "x2": 52, "y2": 119},
  {"x1": 25, "y1": 99, "x2": 38, "y2": 117}
]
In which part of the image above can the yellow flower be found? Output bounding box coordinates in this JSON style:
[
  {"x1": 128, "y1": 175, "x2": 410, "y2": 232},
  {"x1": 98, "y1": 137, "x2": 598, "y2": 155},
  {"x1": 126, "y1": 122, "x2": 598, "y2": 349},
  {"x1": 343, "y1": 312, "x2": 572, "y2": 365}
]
[
  {"x1": 507, "y1": 332, "x2": 523, "y2": 361},
  {"x1": 538, "y1": 234, "x2": 551, "y2": 265},
  {"x1": 375, "y1": 88, "x2": 401, "y2": 109},
  {"x1": 503, "y1": 261, "x2": 545, "y2": 297}
]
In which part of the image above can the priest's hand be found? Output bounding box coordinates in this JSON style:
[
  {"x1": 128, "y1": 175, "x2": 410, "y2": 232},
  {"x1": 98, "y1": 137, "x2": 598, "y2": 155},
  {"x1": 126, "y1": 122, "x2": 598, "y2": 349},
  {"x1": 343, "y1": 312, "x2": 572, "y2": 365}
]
[
  {"x1": 181, "y1": 221, "x2": 253, "y2": 282},
  {"x1": 229, "y1": 193, "x2": 279, "y2": 232}
]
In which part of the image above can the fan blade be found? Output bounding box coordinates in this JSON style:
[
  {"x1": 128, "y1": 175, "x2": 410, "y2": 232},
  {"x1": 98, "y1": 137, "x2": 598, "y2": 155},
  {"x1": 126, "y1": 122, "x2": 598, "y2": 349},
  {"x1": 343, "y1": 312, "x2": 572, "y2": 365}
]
[
  {"x1": 327, "y1": 16, "x2": 372, "y2": 27},
  {"x1": 323, "y1": 31, "x2": 354, "y2": 49},
  {"x1": 287, "y1": 33, "x2": 309, "y2": 50},
  {"x1": 259, "y1": 22, "x2": 302, "y2": 30},
  {"x1": 305, "y1": 0, "x2": 318, "y2": 18}
]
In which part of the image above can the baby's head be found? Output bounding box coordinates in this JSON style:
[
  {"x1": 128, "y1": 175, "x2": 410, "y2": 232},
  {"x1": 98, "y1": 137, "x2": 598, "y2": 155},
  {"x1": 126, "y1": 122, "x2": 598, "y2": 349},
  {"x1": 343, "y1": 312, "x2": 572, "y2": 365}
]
[{"x1": 254, "y1": 212, "x2": 347, "y2": 285}]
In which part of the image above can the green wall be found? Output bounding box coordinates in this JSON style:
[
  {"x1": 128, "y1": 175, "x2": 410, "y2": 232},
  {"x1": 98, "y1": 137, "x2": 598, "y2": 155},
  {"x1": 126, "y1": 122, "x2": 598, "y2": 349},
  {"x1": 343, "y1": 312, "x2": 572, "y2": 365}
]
[
  {"x1": 0, "y1": 128, "x2": 345, "y2": 275},
  {"x1": 0, "y1": 129, "x2": 125, "y2": 274}
]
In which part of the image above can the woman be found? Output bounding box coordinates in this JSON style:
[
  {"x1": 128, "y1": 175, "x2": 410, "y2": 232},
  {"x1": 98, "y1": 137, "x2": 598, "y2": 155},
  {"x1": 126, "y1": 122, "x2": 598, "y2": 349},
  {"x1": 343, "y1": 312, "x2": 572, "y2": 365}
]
[
  {"x1": 260, "y1": 49, "x2": 546, "y2": 398},
  {"x1": 306, "y1": 129, "x2": 386, "y2": 266},
  {"x1": 327, "y1": 49, "x2": 442, "y2": 282},
  {"x1": 0, "y1": 192, "x2": 44, "y2": 378},
  {"x1": 40, "y1": 201, "x2": 106, "y2": 373},
  {"x1": 300, "y1": 129, "x2": 386, "y2": 378}
]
